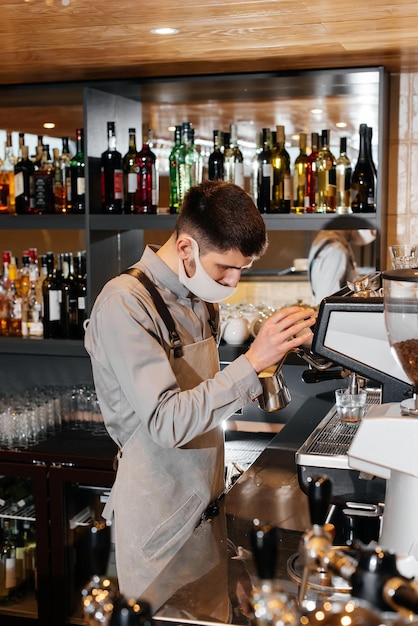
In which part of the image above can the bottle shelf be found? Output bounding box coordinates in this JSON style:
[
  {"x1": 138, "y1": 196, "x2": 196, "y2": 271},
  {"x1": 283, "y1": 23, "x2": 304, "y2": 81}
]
[
  {"x1": 0, "y1": 501, "x2": 36, "y2": 523},
  {"x1": 0, "y1": 211, "x2": 378, "y2": 232}
]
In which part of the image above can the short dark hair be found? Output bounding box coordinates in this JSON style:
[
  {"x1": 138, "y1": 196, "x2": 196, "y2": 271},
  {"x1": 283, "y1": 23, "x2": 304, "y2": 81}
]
[{"x1": 175, "y1": 181, "x2": 268, "y2": 258}]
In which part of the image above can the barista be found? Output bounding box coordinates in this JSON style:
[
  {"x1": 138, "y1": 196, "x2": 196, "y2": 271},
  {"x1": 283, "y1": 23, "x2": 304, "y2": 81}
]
[
  {"x1": 308, "y1": 229, "x2": 376, "y2": 305},
  {"x1": 84, "y1": 180, "x2": 316, "y2": 600}
]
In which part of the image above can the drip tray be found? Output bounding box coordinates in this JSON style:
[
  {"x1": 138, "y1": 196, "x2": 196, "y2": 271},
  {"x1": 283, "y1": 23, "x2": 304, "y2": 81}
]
[{"x1": 295, "y1": 388, "x2": 385, "y2": 500}]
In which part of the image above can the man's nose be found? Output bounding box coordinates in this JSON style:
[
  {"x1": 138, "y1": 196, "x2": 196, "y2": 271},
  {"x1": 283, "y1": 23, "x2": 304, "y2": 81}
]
[{"x1": 222, "y1": 269, "x2": 241, "y2": 287}]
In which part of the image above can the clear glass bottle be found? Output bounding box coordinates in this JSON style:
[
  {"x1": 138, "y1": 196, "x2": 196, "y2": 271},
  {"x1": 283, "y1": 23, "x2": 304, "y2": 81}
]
[
  {"x1": 351, "y1": 123, "x2": 376, "y2": 213},
  {"x1": 0, "y1": 131, "x2": 16, "y2": 214},
  {"x1": 293, "y1": 132, "x2": 308, "y2": 214},
  {"x1": 316, "y1": 129, "x2": 336, "y2": 213},
  {"x1": 224, "y1": 124, "x2": 244, "y2": 188},
  {"x1": 208, "y1": 129, "x2": 225, "y2": 181},
  {"x1": 7, "y1": 258, "x2": 22, "y2": 338},
  {"x1": 335, "y1": 137, "x2": 352, "y2": 214},
  {"x1": 101, "y1": 121, "x2": 124, "y2": 214},
  {"x1": 135, "y1": 123, "x2": 158, "y2": 214},
  {"x1": 257, "y1": 128, "x2": 273, "y2": 213},
  {"x1": 251, "y1": 131, "x2": 262, "y2": 205},
  {"x1": 69, "y1": 128, "x2": 85, "y2": 214},
  {"x1": 190, "y1": 127, "x2": 203, "y2": 187},
  {"x1": 305, "y1": 132, "x2": 319, "y2": 213},
  {"x1": 0, "y1": 251, "x2": 11, "y2": 336},
  {"x1": 54, "y1": 136, "x2": 72, "y2": 213},
  {"x1": 123, "y1": 127, "x2": 138, "y2": 214}
]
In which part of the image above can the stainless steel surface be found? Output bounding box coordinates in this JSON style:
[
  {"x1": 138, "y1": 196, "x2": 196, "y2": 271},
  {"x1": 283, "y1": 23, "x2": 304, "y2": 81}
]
[{"x1": 296, "y1": 389, "x2": 381, "y2": 471}]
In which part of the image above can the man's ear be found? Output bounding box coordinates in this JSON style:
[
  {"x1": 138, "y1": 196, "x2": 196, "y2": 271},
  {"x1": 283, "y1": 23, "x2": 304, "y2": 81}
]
[{"x1": 176, "y1": 236, "x2": 194, "y2": 260}]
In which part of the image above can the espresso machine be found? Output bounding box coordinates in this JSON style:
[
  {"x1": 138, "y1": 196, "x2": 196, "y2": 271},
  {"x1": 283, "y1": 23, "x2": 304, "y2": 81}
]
[{"x1": 296, "y1": 275, "x2": 416, "y2": 557}]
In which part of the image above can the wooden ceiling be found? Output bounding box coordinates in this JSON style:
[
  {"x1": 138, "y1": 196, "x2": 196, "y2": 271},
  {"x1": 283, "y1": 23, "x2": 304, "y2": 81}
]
[{"x1": 0, "y1": 0, "x2": 416, "y2": 144}]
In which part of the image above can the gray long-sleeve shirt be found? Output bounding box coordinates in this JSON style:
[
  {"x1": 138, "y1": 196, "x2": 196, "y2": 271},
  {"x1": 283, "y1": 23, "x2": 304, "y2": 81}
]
[{"x1": 84, "y1": 245, "x2": 262, "y2": 449}]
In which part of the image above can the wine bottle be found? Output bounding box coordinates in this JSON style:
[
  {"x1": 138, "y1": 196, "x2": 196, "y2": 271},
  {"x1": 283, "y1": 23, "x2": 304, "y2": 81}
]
[
  {"x1": 101, "y1": 121, "x2": 124, "y2": 213},
  {"x1": 224, "y1": 124, "x2": 244, "y2": 188},
  {"x1": 135, "y1": 123, "x2": 158, "y2": 214},
  {"x1": 316, "y1": 129, "x2": 336, "y2": 213},
  {"x1": 271, "y1": 125, "x2": 292, "y2": 213},
  {"x1": 14, "y1": 146, "x2": 35, "y2": 215},
  {"x1": 208, "y1": 130, "x2": 224, "y2": 181},
  {"x1": 42, "y1": 252, "x2": 61, "y2": 339},
  {"x1": 69, "y1": 128, "x2": 85, "y2": 214},
  {"x1": 335, "y1": 137, "x2": 352, "y2": 214},
  {"x1": 123, "y1": 127, "x2": 138, "y2": 214},
  {"x1": 60, "y1": 252, "x2": 78, "y2": 339},
  {"x1": 351, "y1": 123, "x2": 376, "y2": 213},
  {"x1": 74, "y1": 250, "x2": 87, "y2": 339},
  {"x1": 257, "y1": 128, "x2": 273, "y2": 213},
  {"x1": 293, "y1": 132, "x2": 308, "y2": 214},
  {"x1": 305, "y1": 132, "x2": 319, "y2": 213},
  {"x1": 169, "y1": 125, "x2": 182, "y2": 214}
]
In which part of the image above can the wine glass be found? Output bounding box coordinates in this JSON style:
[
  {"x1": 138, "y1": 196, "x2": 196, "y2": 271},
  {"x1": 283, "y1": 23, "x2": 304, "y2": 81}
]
[{"x1": 383, "y1": 268, "x2": 418, "y2": 415}]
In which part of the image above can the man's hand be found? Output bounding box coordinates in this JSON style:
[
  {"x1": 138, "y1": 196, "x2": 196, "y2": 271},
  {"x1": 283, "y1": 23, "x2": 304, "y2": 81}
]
[{"x1": 244, "y1": 306, "x2": 316, "y2": 374}]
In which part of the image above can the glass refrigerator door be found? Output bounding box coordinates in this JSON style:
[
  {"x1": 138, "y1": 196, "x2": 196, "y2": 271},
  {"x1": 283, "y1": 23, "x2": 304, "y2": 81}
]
[
  {"x1": 49, "y1": 465, "x2": 116, "y2": 626},
  {"x1": 0, "y1": 461, "x2": 49, "y2": 626}
]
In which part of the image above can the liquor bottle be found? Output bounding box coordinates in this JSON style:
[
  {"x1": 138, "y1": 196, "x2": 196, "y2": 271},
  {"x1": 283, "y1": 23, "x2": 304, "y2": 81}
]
[
  {"x1": 351, "y1": 123, "x2": 376, "y2": 213},
  {"x1": 60, "y1": 252, "x2": 78, "y2": 339},
  {"x1": 14, "y1": 146, "x2": 35, "y2": 214},
  {"x1": 27, "y1": 263, "x2": 43, "y2": 339},
  {"x1": 251, "y1": 131, "x2": 262, "y2": 205},
  {"x1": 257, "y1": 128, "x2": 273, "y2": 213},
  {"x1": 0, "y1": 131, "x2": 16, "y2": 214},
  {"x1": 69, "y1": 128, "x2": 85, "y2": 214},
  {"x1": 135, "y1": 123, "x2": 158, "y2": 214},
  {"x1": 316, "y1": 129, "x2": 336, "y2": 213},
  {"x1": 0, "y1": 251, "x2": 11, "y2": 336},
  {"x1": 36, "y1": 254, "x2": 48, "y2": 318},
  {"x1": 305, "y1": 132, "x2": 319, "y2": 213},
  {"x1": 190, "y1": 127, "x2": 203, "y2": 186},
  {"x1": 7, "y1": 258, "x2": 22, "y2": 338},
  {"x1": 74, "y1": 250, "x2": 87, "y2": 339},
  {"x1": 224, "y1": 124, "x2": 244, "y2": 188},
  {"x1": 177, "y1": 122, "x2": 194, "y2": 204},
  {"x1": 271, "y1": 125, "x2": 292, "y2": 213},
  {"x1": 293, "y1": 132, "x2": 308, "y2": 214},
  {"x1": 123, "y1": 127, "x2": 138, "y2": 214},
  {"x1": 101, "y1": 121, "x2": 123, "y2": 213},
  {"x1": 169, "y1": 125, "x2": 182, "y2": 214},
  {"x1": 223, "y1": 130, "x2": 232, "y2": 180},
  {"x1": 42, "y1": 252, "x2": 61, "y2": 339},
  {"x1": 33, "y1": 148, "x2": 54, "y2": 214},
  {"x1": 54, "y1": 137, "x2": 72, "y2": 213},
  {"x1": 208, "y1": 130, "x2": 224, "y2": 181},
  {"x1": 19, "y1": 252, "x2": 31, "y2": 337},
  {"x1": 335, "y1": 137, "x2": 352, "y2": 214}
]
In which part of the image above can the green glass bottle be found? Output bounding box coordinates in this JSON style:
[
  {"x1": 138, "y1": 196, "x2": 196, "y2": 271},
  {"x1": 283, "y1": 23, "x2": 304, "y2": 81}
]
[
  {"x1": 271, "y1": 125, "x2": 292, "y2": 213},
  {"x1": 169, "y1": 125, "x2": 182, "y2": 214}
]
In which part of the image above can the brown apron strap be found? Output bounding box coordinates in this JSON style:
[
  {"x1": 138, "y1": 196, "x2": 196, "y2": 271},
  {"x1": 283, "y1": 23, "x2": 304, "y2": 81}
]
[{"x1": 121, "y1": 267, "x2": 184, "y2": 358}]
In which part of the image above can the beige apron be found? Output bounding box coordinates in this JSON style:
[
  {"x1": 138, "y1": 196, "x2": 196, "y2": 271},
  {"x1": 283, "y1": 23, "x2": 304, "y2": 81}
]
[{"x1": 104, "y1": 302, "x2": 224, "y2": 601}]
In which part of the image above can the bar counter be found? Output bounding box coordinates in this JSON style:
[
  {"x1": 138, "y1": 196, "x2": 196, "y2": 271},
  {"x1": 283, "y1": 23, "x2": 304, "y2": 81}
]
[{"x1": 147, "y1": 364, "x2": 343, "y2": 625}]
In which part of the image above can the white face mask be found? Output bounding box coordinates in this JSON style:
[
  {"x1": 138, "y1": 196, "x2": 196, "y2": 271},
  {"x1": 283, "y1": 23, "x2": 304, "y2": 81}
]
[{"x1": 178, "y1": 237, "x2": 238, "y2": 303}]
